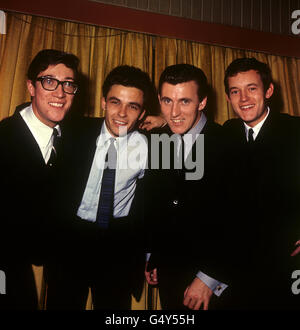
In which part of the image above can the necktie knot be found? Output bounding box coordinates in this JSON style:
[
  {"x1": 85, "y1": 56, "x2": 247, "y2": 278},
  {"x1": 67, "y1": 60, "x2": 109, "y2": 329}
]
[
  {"x1": 106, "y1": 138, "x2": 117, "y2": 169},
  {"x1": 53, "y1": 127, "x2": 59, "y2": 137},
  {"x1": 47, "y1": 127, "x2": 60, "y2": 167}
]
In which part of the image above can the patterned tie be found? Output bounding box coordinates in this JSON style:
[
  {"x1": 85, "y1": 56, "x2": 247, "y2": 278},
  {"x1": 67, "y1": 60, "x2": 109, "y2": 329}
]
[
  {"x1": 47, "y1": 127, "x2": 60, "y2": 167},
  {"x1": 248, "y1": 128, "x2": 254, "y2": 144},
  {"x1": 96, "y1": 138, "x2": 117, "y2": 228}
]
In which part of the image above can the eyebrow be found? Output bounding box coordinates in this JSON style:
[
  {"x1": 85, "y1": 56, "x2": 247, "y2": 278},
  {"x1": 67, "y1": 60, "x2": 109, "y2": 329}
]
[
  {"x1": 129, "y1": 102, "x2": 142, "y2": 109},
  {"x1": 41, "y1": 74, "x2": 75, "y2": 81},
  {"x1": 108, "y1": 96, "x2": 142, "y2": 109},
  {"x1": 107, "y1": 96, "x2": 120, "y2": 103},
  {"x1": 229, "y1": 83, "x2": 259, "y2": 91},
  {"x1": 161, "y1": 96, "x2": 192, "y2": 102}
]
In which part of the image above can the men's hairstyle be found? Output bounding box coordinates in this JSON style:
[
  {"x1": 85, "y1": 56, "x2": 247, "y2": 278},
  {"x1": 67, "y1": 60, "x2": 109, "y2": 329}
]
[
  {"x1": 27, "y1": 49, "x2": 80, "y2": 82},
  {"x1": 102, "y1": 65, "x2": 154, "y2": 114},
  {"x1": 158, "y1": 64, "x2": 208, "y2": 102},
  {"x1": 224, "y1": 57, "x2": 273, "y2": 95}
]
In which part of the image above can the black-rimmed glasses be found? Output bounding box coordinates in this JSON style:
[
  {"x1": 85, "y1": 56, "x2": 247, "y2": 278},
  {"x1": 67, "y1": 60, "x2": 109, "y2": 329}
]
[{"x1": 36, "y1": 76, "x2": 78, "y2": 95}]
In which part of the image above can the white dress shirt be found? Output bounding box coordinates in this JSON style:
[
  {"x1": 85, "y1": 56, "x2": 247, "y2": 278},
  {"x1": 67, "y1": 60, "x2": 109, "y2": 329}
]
[
  {"x1": 20, "y1": 104, "x2": 61, "y2": 163},
  {"x1": 244, "y1": 107, "x2": 270, "y2": 141},
  {"x1": 77, "y1": 121, "x2": 148, "y2": 221}
]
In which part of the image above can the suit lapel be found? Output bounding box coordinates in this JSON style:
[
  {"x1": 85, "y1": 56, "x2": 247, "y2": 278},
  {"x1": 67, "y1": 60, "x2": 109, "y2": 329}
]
[
  {"x1": 237, "y1": 119, "x2": 248, "y2": 145},
  {"x1": 254, "y1": 112, "x2": 275, "y2": 145},
  {"x1": 65, "y1": 117, "x2": 104, "y2": 210},
  {"x1": 83, "y1": 118, "x2": 105, "y2": 179},
  {"x1": 11, "y1": 112, "x2": 46, "y2": 167},
  {"x1": 188, "y1": 119, "x2": 211, "y2": 161}
]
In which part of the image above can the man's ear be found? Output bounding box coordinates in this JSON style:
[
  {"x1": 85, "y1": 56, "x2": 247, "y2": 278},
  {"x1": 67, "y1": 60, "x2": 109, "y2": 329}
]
[
  {"x1": 265, "y1": 83, "x2": 274, "y2": 99},
  {"x1": 101, "y1": 97, "x2": 107, "y2": 111},
  {"x1": 27, "y1": 80, "x2": 35, "y2": 97},
  {"x1": 198, "y1": 96, "x2": 207, "y2": 111},
  {"x1": 158, "y1": 94, "x2": 162, "y2": 105},
  {"x1": 225, "y1": 93, "x2": 231, "y2": 103}
]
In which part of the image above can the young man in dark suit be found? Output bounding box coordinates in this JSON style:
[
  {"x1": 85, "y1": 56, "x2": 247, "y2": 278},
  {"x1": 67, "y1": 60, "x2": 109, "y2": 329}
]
[
  {"x1": 0, "y1": 49, "x2": 79, "y2": 309},
  {"x1": 223, "y1": 57, "x2": 300, "y2": 309},
  {"x1": 145, "y1": 64, "x2": 230, "y2": 310},
  {"x1": 46, "y1": 65, "x2": 154, "y2": 310}
]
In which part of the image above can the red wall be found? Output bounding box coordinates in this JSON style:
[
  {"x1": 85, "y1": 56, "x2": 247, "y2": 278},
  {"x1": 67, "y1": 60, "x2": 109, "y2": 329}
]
[{"x1": 1, "y1": 0, "x2": 300, "y2": 58}]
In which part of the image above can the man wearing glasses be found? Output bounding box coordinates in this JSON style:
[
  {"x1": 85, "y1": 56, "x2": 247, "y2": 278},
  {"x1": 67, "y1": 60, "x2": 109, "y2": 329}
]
[{"x1": 0, "y1": 49, "x2": 79, "y2": 309}]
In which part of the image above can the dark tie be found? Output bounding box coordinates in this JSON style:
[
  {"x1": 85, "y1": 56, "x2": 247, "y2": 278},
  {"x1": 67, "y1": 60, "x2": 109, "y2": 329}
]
[
  {"x1": 47, "y1": 127, "x2": 60, "y2": 167},
  {"x1": 248, "y1": 128, "x2": 254, "y2": 144},
  {"x1": 96, "y1": 138, "x2": 117, "y2": 228}
]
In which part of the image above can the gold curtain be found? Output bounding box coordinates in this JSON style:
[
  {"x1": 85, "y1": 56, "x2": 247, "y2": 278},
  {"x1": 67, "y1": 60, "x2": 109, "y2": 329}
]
[
  {"x1": 154, "y1": 37, "x2": 300, "y2": 125},
  {"x1": 2, "y1": 11, "x2": 300, "y2": 311},
  {"x1": 0, "y1": 13, "x2": 154, "y2": 119}
]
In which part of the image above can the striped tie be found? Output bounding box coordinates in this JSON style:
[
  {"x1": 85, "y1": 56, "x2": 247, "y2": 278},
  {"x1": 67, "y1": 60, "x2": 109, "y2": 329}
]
[{"x1": 96, "y1": 138, "x2": 117, "y2": 228}]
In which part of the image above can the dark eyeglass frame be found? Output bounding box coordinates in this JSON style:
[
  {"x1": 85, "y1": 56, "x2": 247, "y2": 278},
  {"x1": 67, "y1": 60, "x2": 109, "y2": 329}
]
[{"x1": 36, "y1": 76, "x2": 78, "y2": 95}]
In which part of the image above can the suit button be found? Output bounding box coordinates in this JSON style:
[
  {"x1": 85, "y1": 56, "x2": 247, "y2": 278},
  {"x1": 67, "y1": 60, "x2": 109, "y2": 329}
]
[{"x1": 173, "y1": 200, "x2": 178, "y2": 205}]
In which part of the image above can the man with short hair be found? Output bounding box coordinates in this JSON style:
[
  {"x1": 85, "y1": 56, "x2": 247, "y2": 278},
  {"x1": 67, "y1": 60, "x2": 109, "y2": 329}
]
[
  {"x1": 145, "y1": 64, "x2": 229, "y2": 310},
  {"x1": 223, "y1": 57, "x2": 300, "y2": 309},
  {"x1": 0, "y1": 49, "x2": 79, "y2": 309},
  {"x1": 46, "y1": 65, "x2": 154, "y2": 310}
]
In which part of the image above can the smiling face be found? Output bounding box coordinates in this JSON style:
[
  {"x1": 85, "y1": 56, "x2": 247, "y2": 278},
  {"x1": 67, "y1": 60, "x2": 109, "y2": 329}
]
[
  {"x1": 159, "y1": 81, "x2": 207, "y2": 135},
  {"x1": 226, "y1": 69, "x2": 274, "y2": 127},
  {"x1": 102, "y1": 84, "x2": 145, "y2": 137},
  {"x1": 27, "y1": 63, "x2": 75, "y2": 128}
]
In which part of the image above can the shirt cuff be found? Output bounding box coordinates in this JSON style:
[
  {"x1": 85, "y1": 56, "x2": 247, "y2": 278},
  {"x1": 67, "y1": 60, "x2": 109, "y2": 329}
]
[{"x1": 196, "y1": 271, "x2": 228, "y2": 297}]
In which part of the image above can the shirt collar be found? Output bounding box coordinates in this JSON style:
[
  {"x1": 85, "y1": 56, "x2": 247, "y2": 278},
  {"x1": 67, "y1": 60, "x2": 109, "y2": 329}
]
[
  {"x1": 182, "y1": 112, "x2": 207, "y2": 145},
  {"x1": 20, "y1": 104, "x2": 61, "y2": 147},
  {"x1": 244, "y1": 107, "x2": 270, "y2": 141},
  {"x1": 96, "y1": 120, "x2": 134, "y2": 149}
]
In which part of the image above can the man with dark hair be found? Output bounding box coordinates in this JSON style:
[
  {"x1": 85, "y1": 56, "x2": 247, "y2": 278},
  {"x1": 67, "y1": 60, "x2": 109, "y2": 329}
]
[
  {"x1": 223, "y1": 57, "x2": 300, "y2": 309},
  {"x1": 157, "y1": 63, "x2": 209, "y2": 103},
  {"x1": 46, "y1": 65, "x2": 153, "y2": 310},
  {"x1": 145, "y1": 64, "x2": 229, "y2": 310},
  {"x1": 224, "y1": 57, "x2": 272, "y2": 96},
  {"x1": 0, "y1": 49, "x2": 79, "y2": 309},
  {"x1": 27, "y1": 49, "x2": 79, "y2": 82}
]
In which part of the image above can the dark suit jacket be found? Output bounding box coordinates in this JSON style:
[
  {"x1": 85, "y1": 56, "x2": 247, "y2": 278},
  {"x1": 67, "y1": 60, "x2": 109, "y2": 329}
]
[
  {"x1": 55, "y1": 117, "x2": 146, "y2": 300},
  {"x1": 222, "y1": 111, "x2": 300, "y2": 309},
  {"x1": 0, "y1": 107, "x2": 60, "y2": 309},
  {"x1": 145, "y1": 120, "x2": 230, "y2": 290}
]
